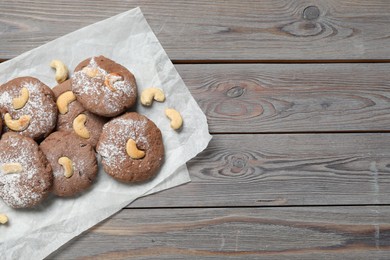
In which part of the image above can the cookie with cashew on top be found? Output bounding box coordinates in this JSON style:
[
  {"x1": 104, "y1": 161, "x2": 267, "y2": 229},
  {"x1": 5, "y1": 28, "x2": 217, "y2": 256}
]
[
  {"x1": 0, "y1": 77, "x2": 58, "y2": 141},
  {"x1": 52, "y1": 79, "x2": 107, "y2": 148},
  {"x1": 0, "y1": 132, "x2": 53, "y2": 208},
  {"x1": 40, "y1": 131, "x2": 98, "y2": 197},
  {"x1": 71, "y1": 56, "x2": 138, "y2": 117},
  {"x1": 97, "y1": 112, "x2": 164, "y2": 183}
]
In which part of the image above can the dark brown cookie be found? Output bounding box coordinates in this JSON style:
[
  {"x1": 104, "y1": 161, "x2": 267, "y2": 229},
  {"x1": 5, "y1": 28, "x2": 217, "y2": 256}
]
[
  {"x1": 71, "y1": 56, "x2": 137, "y2": 117},
  {"x1": 0, "y1": 77, "x2": 58, "y2": 141},
  {"x1": 0, "y1": 132, "x2": 52, "y2": 208},
  {"x1": 53, "y1": 80, "x2": 107, "y2": 148},
  {"x1": 97, "y1": 112, "x2": 164, "y2": 183},
  {"x1": 52, "y1": 78, "x2": 73, "y2": 99},
  {"x1": 40, "y1": 131, "x2": 98, "y2": 197}
]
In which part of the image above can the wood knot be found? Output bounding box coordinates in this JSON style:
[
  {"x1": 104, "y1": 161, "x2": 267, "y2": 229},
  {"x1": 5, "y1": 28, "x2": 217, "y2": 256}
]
[
  {"x1": 303, "y1": 6, "x2": 320, "y2": 20},
  {"x1": 231, "y1": 156, "x2": 247, "y2": 173},
  {"x1": 281, "y1": 21, "x2": 324, "y2": 37},
  {"x1": 281, "y1": 5, "x2": 323, "y2": 37},
  {"x1": 226, "y1": 86, "x2": 244, "y2": 98}
]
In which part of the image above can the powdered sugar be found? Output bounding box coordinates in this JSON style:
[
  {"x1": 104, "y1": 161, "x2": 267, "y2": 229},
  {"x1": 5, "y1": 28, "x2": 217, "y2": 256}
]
[
  {"x1": 0, "y1": 135, "x2": 45, "y2": 208},
  {"x1": 2, "y1": 137, "x2": 38, "y2": 180},
  {"x1": 97, "y1": 116, "x2": 149, "y2": 169},
  {"x1": 0, "y1": 79, "x2": 57, "y2": 139},
  {"x1": 72, "y1": 57, "x2": 136, "y2": 113},
  {"x1": 52, "y1": 157, "x2": 83, "y2": 178},
  {"x1": 0, "y1": 92, "x2": 11, "y2": 106},
  {"x1": 52, "y1": 165, "x2": 64, "y2": 178},
  {"x1": 22, "y1": 81, "x2": 57, "y2": 134}
]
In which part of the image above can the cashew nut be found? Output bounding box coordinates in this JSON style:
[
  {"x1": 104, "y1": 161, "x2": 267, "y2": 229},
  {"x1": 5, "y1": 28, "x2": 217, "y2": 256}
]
[
  {"x1": 104, "y1": 73, "x2": 123, "y2": 92},
  {"x1": 4, "y1": 113, "x2": 31, "y2": 132},
  {"x1": 50, "y1": 59, "x2": 69, "y2": 83},
  {"x1": 165, "y1": 108, "x2": 183, "y2": 130},
  {"x1": 57, "y1": 91, "x2": 76, "y2": 114},
  {"x1": 1, "y1": 163, "x2": 23, "y2": 174},
  {"x1": 126, "y1": 139, "x2": 145, "y2": 159},
  {"x1": 140, "y1": 87, "x2": 165, "y2": 106},
  {"x1": 0, "y1": 214, "x2": 8, "y2": 224},
  {"x1": 82, "y1": 67, "x2": 102, "y2": 78},
  {"x1": 12, "y1": 87, "x2": 29, "y2": 110},
  {"x1": 58, "y1": 157, "x2": 73, "y2": 178},
  {"x1": 73, "y1": 114, "x2": 90, "y2": 139}
]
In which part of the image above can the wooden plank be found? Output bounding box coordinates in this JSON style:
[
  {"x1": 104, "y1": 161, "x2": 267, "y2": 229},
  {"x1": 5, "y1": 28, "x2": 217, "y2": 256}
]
[
  {"x1": 176, "y1": 63, "x2": 390, "y2": 133},
  {"x1": 48, "y1": 206, "x2": 390, "y2": 259},
  {"x1": 1, "y1": 63, "x2": 389, "y2": 133},
  {"x1": 131, "y1": 133, "x2": 390, "y2": 207},
  {"x1": 1, "y1": 0, "x2": 390, "y2": 61}
]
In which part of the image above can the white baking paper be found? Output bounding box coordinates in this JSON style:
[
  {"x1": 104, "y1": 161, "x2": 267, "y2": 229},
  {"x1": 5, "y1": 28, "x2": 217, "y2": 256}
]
[{"x1": 0, "y1": 7, "x2": 212, "y2": 259}]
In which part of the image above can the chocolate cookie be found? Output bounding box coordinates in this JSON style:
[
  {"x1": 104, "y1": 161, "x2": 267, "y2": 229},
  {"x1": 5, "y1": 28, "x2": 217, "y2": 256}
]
[
  {"x1": 97, "y1": 112, "x2": 164, "y2": 183},
  {"x1": 40, "y1": 131, "x2": 98, "y2": 197},
  {"x1": 0, "y1": 77, "x2": 58, "y2": 141},
  {"x1": 53, "y1": 80, "x2": 106, "y2": 148},
  {"x1": 71, "y1": 56, "x2": 137, "y2": 117},
  {"x1": 0, "y1": 132, "x2": 52, "y2": 208}
]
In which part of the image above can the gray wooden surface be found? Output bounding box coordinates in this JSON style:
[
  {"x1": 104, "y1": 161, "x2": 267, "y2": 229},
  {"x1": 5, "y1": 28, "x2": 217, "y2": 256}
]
[
  {"x1": 175, "y1": 64, "x2": 390, "y2": 133},
  {"x1": 132, "y1": 133, "x2": 390, "y2": 207},
  {"x1": 1, "y1": 0, "x2": 390, "y2": 259},
  {"x1": 1, "y1": 0, "x2": 390, "y2": 61},
  {"x1": 49, "y1": 207, "x2": 390, "y2": 259}
]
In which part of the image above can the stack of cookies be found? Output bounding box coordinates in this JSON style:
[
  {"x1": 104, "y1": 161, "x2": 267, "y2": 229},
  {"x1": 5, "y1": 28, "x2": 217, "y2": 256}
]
[{"x1": 0, "y1": 56, "x2": 177, "y2": 210}]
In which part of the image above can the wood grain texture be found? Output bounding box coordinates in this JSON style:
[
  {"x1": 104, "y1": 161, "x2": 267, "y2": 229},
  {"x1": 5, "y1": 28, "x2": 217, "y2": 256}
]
[
  {"x1": 176, "y1": 63, "x2": 390, "y2": 133},
  {"x1": 49, "y1": 207, "x2": 390, "y2": 259},
  {"x1": 1, "y1": 0, "x2": 390, "y2": 61},
  {"x1": 132, "y1": 133, "x2": 390, "y2": 207}
]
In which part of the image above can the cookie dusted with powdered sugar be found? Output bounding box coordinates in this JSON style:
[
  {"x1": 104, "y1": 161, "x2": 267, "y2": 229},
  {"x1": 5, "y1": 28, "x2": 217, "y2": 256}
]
[
  {"x1": 97, "y1": 112, "x2": 164, "y2": 183},
  {"x1": 40, "y1": 131, "x2": 98, "y2": 197},
  {"x1": 53, "y1": 80, "x2": 107, "y2": 148},
  {"x1": 0, "y1": 77, "x2": 58, "y2": 141},
  {"x1": 0, "y1": 133, "x2": 53, "y2": 208},
  {"x1": 71, "y1": 56, "x2": 137, "y2": 117}
]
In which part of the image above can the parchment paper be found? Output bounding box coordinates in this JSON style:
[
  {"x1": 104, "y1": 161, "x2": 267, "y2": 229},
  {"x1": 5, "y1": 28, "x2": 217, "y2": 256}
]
[{"x1": 0, "y1": 7, "x2": 211, "y2": 259}]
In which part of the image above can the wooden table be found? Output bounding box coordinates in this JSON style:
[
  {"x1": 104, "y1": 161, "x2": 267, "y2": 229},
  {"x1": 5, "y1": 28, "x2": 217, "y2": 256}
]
[{"x1": 1, "y1": 1, "x2": 390, "y2": 259}]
